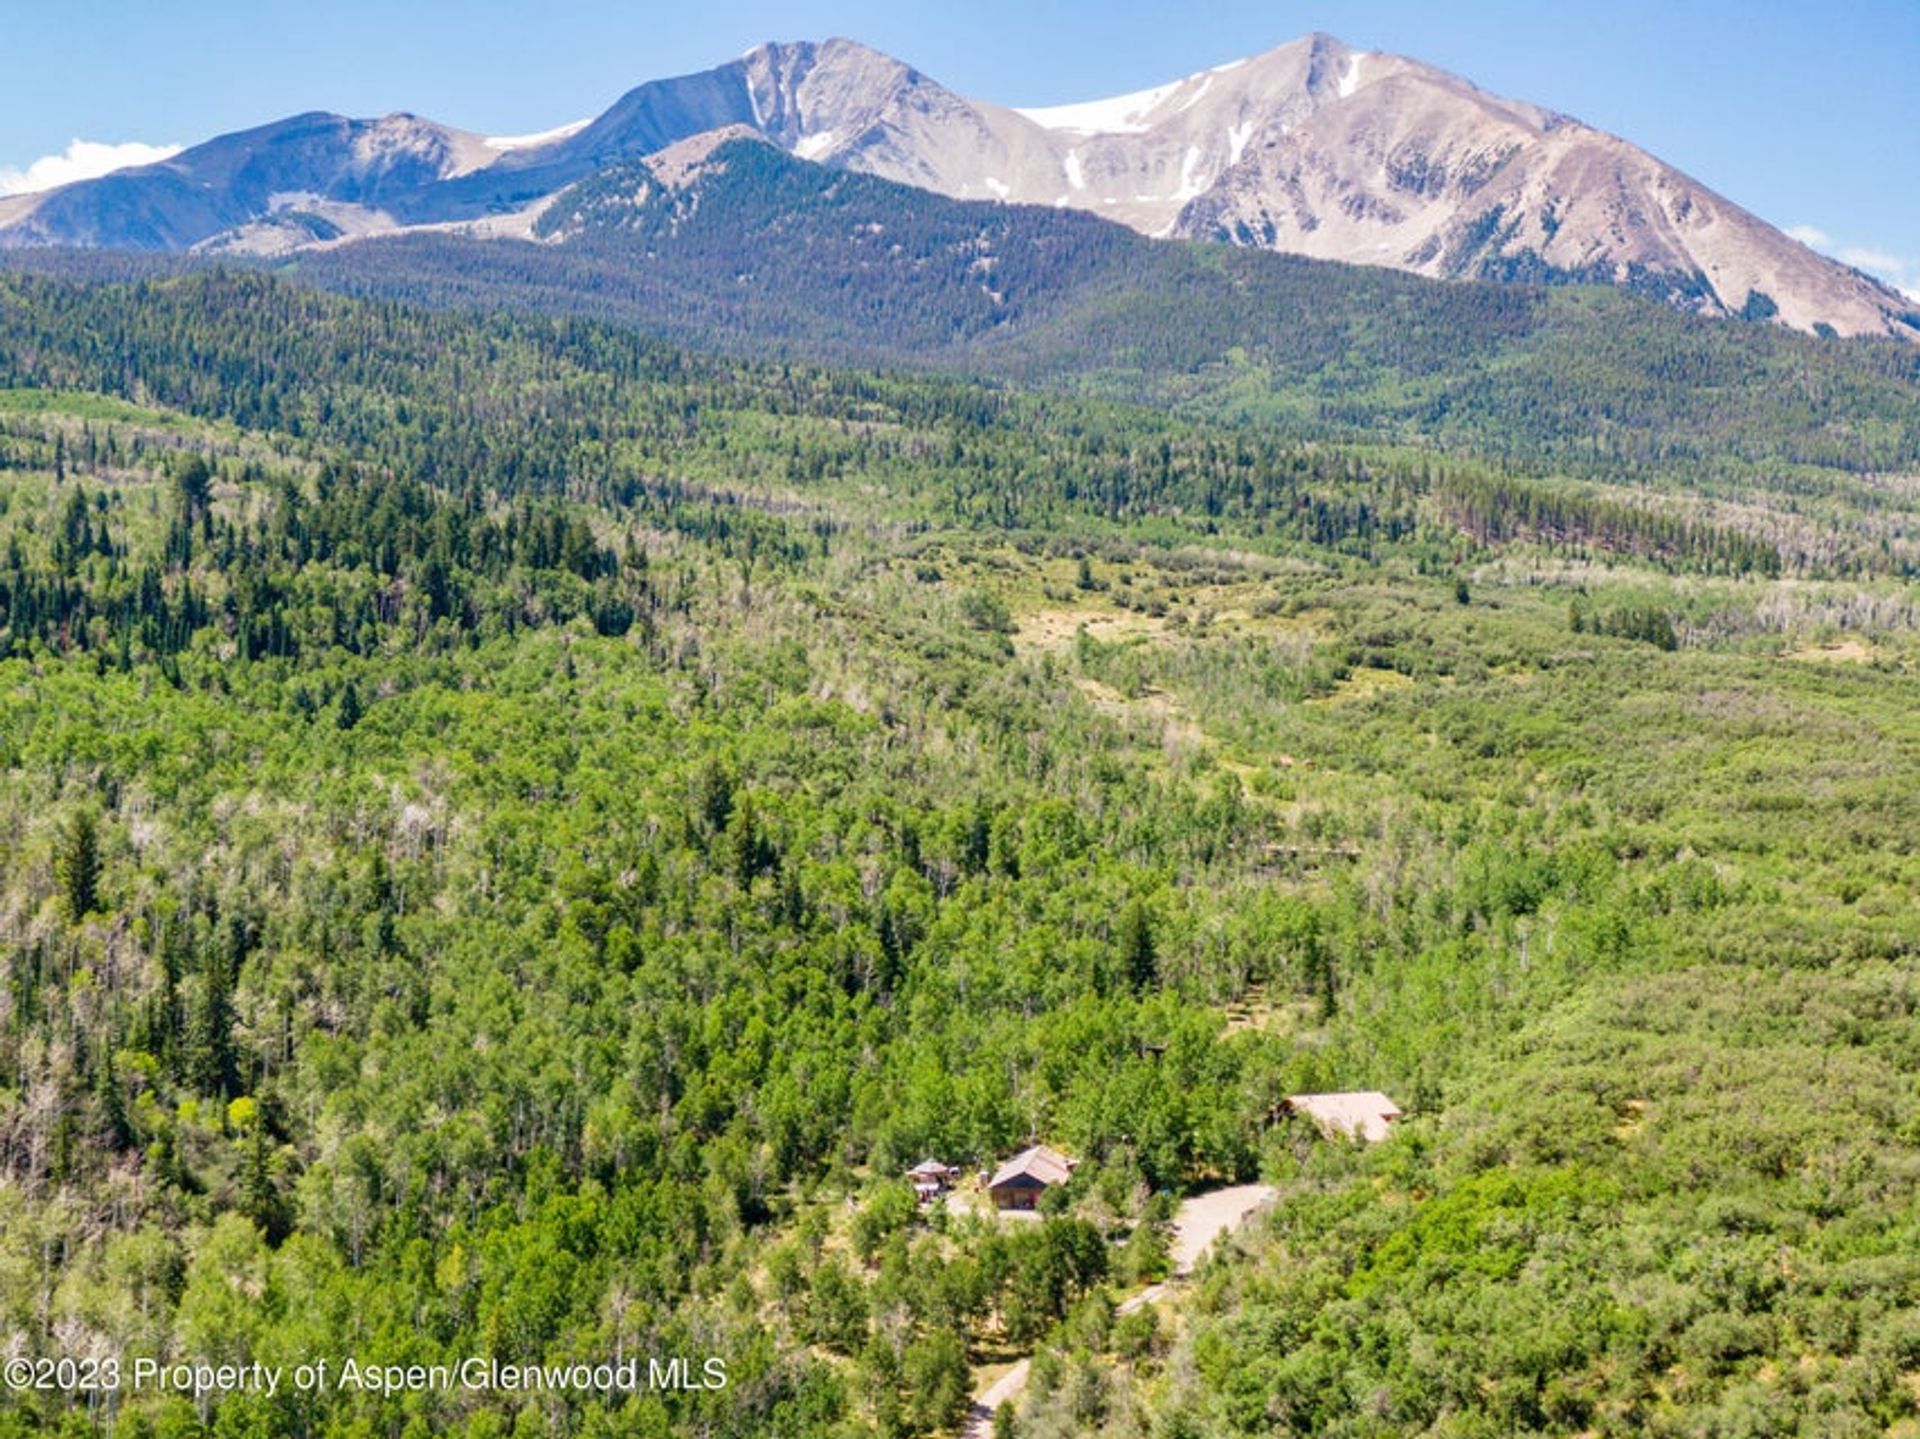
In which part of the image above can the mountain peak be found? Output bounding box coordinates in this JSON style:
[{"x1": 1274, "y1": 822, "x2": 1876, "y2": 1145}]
[
  {"x1": 644, "y1": 125, "x2": 774, "y2": 188},
  {"x1": 1297, "y1": 30, "x2": 1356, "y2": 59},
  {"x1": 2, "y1": 34, "x2": 1911, "y2": 341}
]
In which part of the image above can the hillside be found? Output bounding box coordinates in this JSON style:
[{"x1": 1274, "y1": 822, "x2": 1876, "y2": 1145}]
[
  {"x1": 268, "y1": 137, "x2": 1920, "y2": 491},
  {"x1": 1, "y1": 271, "x2": 1919, "y2": 1437}
]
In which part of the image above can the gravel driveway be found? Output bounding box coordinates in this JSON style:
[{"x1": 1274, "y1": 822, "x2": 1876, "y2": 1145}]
[{"x1": 963, "y1": 1182, "x2": 1277, "y2": 1434}]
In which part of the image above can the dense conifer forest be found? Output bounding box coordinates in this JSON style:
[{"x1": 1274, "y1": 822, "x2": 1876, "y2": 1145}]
[
  {"x1": 11, "y1": 137, "x2": 1920, "y2": 493},
  {"x1": 0, "y1": 265, "x2": 1917, "y2": 1439}
]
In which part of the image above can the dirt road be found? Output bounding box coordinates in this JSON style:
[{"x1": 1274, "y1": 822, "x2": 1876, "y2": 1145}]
[
  {"x1": 961, "y1": 1182, "x2": 1276, "y2": 1435},
  {"x1": 967, "y1": 1358, "x2": 1032, "y2": 1431}
]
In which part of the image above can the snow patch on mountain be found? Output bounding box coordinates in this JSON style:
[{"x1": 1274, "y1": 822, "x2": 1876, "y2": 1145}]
[
  {"x1": 1172, "y1": 145, "x2": 1208, "y2": 203},
  {"x1": 1015, "y1": 79, "x2": 1181, "y2": 135},
  {"x1": 483, "y1": 119, "x2": 591, "y2": 152},
  {"x1": 1227, "y1": 120, "x2": 1256, "y2": 166}
]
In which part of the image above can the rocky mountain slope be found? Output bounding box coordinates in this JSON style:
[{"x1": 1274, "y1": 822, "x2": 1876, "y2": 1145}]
[{"x1": 3, "y1": 34, "x2": 1913, "y2": 341}]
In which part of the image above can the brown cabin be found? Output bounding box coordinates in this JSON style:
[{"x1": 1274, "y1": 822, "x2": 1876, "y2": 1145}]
[{"x1": 985, "y1": 1144, "x2": 1075, "y2": 1210}]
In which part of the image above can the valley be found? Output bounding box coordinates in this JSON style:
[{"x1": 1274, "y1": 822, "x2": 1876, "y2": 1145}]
[{"x1": 0, "y1": 263, "x2": 1916, "y2": 1436}]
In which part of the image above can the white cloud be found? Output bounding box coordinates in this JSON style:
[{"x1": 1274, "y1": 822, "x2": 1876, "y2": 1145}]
[
  {"x1": 1788, "y1": 222, "x2": 1920, "y2": 305},
  {"x1": 1837, "y1": 245, "x2": 1905, "y2": 274},
  {"x1": 0, "y1": 139, "x2": 183, "y2": 197}
]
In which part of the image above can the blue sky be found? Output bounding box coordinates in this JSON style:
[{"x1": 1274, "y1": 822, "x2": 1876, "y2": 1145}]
[{"x1": 3, "y1": 1, "x2": 1915, "y2": 295}]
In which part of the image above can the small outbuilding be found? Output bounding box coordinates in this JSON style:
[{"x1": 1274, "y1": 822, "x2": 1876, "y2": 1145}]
[
  {"x1": 1280, "y1": 1091, "x2": 1403, "y2": 1144},
  {"x1": 985, "y1": 1144, "x2": 1075, "y2": 1210},
  {"x1": 907, "y1": 1159, "x2": 957, "y2": 1203}
]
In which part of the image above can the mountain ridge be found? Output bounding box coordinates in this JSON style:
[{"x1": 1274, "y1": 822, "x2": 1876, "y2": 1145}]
[{"x1": 2, "y1": 33, "x2": 1913, "y2": 342}]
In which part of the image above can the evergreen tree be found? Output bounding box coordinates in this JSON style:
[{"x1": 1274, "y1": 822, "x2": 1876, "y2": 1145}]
[
  {"x1": 241, "y1": 1119, "x2": 285, "y2": 1243},
  {"x1": 56, "y1": 807, "x2": 102, "y2": 922},
  {"x1": 93, "y1": 1044, "x2": 131, "y2": 1150},
  {"x1": 700, "y1": 760, "x2": 735, "y2": 836},
  {"x1": 189, "y1": 944, "x2": 236, "y2": 1098},
  {"x1": 1119, "y1": 898, "x2": 1158, "y2": 993},
  {"x1": 172, "y1": 453, "x2": 212, "y2": 522}
]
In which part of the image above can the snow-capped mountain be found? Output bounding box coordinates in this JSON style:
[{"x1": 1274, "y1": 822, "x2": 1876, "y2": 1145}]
[
  {"x1": 2, "y1": 35, "x2": 1912, "y2": 341},
  {"x1": 728, "y1": 36, "x2": 1911, "y2": 341}
]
